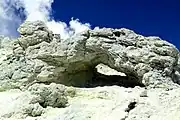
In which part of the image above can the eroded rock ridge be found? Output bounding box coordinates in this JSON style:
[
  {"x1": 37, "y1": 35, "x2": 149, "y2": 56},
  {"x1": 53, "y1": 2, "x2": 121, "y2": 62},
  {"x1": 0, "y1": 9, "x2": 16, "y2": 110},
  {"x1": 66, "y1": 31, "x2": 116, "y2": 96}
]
[{"x1": 0, "y1": 21, "x2": 180, "y2": 90}]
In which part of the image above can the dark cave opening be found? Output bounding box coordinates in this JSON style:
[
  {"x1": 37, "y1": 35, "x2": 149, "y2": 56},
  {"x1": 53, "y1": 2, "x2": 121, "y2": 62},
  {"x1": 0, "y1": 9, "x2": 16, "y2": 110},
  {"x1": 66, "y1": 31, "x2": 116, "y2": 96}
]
[
  {"x1": 84, "y1": 64, "x2": 145, "y2": 88},
  {"x1": 35, "y1": 64, "x2": 145, "y2": 88}
]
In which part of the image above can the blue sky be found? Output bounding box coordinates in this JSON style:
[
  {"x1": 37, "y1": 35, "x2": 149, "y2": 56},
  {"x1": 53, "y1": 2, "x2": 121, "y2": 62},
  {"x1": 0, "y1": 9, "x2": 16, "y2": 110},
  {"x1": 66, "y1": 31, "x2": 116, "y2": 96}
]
[{"x1": 52, "y1": 0, "x2": 180, "y2": 49}]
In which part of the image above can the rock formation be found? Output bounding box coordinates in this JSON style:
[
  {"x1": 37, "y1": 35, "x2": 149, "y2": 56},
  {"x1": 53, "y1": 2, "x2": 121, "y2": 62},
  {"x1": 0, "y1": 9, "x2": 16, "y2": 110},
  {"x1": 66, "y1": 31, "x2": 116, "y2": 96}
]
[{"x1": 0, "y1": 21, "x2": 180, "y2": 120}]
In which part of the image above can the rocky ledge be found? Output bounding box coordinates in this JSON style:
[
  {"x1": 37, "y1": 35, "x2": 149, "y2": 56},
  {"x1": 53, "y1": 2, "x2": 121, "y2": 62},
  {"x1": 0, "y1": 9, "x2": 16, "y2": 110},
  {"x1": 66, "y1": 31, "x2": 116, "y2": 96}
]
[{"x1": 0, "y1": 21, "x2": 180, "y2": 120}]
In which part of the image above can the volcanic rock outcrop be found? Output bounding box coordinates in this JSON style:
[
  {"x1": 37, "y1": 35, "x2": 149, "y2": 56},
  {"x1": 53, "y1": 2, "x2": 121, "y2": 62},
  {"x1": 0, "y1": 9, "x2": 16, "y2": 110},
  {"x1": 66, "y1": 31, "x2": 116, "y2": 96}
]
[
  {"x1": 0, "y1": 20, "x2": 180, "y2": 90},
  {"x1": 1, "y1": 21, "x2": 180, "y2": 120}
]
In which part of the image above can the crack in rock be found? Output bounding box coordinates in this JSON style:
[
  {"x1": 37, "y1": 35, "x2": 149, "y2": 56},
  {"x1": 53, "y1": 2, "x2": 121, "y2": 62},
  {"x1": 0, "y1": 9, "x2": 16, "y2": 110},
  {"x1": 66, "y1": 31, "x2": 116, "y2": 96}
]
[{"x1": 122, "y1": 101, "x2": 137, "y2": 120}]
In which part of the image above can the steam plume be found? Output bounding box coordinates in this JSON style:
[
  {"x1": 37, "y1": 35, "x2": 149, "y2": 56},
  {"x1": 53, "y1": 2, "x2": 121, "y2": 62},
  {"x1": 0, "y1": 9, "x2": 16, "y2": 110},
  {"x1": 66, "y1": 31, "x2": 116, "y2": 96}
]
[{"x1": 0, "y1": 0, "x2": 91, "y2": 39}]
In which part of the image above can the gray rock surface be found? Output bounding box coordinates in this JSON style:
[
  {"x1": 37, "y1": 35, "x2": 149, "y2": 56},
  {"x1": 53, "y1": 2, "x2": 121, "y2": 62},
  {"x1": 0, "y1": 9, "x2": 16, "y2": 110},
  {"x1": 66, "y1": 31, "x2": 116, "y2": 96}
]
[
  {"x1": 0, "y1": 83, "x2": 68, "y2": 119},
  {"x1": 0, "y1": 21, "x2": 180, "y2": 120},
  {"x1": 1, "y1": 20, "x2": 179, "y2": 89},
  {"x1": 28, "y1": 83, "x2": 68, "y2": 108}
]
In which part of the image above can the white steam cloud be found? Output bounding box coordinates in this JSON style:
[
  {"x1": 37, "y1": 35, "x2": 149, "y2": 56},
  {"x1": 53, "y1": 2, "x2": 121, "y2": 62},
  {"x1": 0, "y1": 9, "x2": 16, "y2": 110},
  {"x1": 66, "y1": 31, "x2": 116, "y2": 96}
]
[
  {"x1": 0, "y1": 0, "x2": 23, "y2": 37},
  {"x1": 0, "y1": 0, "x2": 91, "y2": 39}
]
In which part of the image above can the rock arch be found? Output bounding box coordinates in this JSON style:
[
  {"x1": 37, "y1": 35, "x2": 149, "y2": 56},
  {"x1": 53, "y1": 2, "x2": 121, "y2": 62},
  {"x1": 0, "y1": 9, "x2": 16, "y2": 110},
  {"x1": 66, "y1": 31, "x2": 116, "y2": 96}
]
[{"x1": 11, "y1": 21, "x2": 180, "y2": 88}]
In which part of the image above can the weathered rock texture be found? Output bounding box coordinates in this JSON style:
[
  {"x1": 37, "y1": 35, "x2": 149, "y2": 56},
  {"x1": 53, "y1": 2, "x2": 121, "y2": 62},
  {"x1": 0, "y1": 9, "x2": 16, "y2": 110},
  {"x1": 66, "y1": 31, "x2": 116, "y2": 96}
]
[
  {"x1": 1, "y1": 20, "x2": 179, "y2": 90},
  {"x1": 0, "y1": 20, "x2": 180, "y2": 120},
  {"x1": 0, "y1": 83, "x2": 68, "y2": 119},
  {"x1": 1, "y1": 85, "x2": 180, "y2": 120}
]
